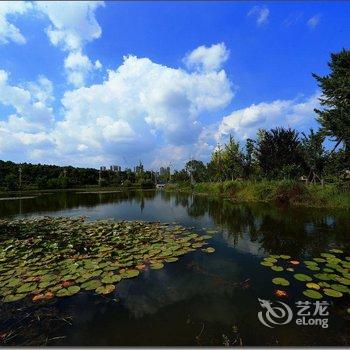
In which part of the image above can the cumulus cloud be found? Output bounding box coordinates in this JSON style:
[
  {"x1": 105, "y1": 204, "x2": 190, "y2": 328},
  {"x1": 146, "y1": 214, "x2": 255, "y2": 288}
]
[
  {"x1": 35, "y1": 1, "x2": 104, "y2": 87},
  {"x1": 183, "y1": 42, "x2": 229, "y2": 72},
  {"x1": 0, "y1": 48, "x2": 233, "y2": 167},
  {"x1": 0, "y1": 70, "x2": 55, "y2": 160},
  {"x1": 0, "y1": 70, "x2": 54, "y2": 126},
  {"x1": 51, "y1": 54, "x2": 233, "y2": 167},
  {"x1": 64, "y1": 50, "x2": 102, "y2": 87},
  {"x1": 216, "y1": 93, "x2": 320, "y2": 142},
  {"x1": 35, "y1": 1, "x2": 104, "y2": 51},
  {"x1": 307, "y1": 14, "x2": 321, "y2": 29},
  {"x1": 0, "y1": 1, "x2": 32, "y2": 44},
  {"x1": 247, "y1": 6, "x2": 270, "y2": 26}
]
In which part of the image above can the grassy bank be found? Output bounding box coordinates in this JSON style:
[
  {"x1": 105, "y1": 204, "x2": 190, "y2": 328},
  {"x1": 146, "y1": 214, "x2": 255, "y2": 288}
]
[{"x1": 165, "y1": 180, "x2": 350, "y2": 209}]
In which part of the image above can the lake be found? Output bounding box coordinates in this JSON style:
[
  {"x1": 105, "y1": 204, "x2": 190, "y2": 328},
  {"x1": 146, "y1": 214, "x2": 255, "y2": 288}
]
[{"x1": 0, "y1": 190, "x2": 349, "y2": 346}]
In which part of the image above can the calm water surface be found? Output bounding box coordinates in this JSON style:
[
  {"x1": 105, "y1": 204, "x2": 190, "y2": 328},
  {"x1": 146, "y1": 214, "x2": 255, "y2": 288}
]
[{"x1": 0, "y1": 190, "x2": 350, "y2": 346}]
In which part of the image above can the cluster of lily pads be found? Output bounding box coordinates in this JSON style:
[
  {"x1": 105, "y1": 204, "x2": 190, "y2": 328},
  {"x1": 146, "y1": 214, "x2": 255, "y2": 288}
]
[
  {"x1": 0, "y1": 217, "x2": 215, "y2": 303},
  {"x1": 260, "y1": 249, "x2": 350, "y2": 301}
]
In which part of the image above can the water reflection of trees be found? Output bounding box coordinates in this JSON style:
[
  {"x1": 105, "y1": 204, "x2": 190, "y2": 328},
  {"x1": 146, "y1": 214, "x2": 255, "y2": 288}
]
[
  {"x1": 0, "y1": 190, "x2": 157, "y2": 218},
  {"x1": 186, "y1": 195, "x2": 350, "y2": 258}
]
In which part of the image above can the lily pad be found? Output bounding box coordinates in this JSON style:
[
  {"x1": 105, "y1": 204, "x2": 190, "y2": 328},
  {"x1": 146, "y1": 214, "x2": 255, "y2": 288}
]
[
  {"x1": 294, "y1": 274, "x2": 312, "y2": 282},
  {"x1": 280, "y1": 255, "x2": 291, "y2": 260},
  {"x1": 272, "y1": 277, "x2": 290, "y2": 286},
  {"x1": 306, "y1": 282, "x2": 320, "y2": 290},
  {"x1": 150, "y1": 262, "x2": 164, "y2": 270},
  {"x1": 202, "y1": 247, "x2": 215, "y2": 254},
  {"x1": 303, "y1": 289, "x2": 323, "y2": 299},
  {"x1": 323, "y1": 288, "x2": 343, "y2": 298},
  {"x1": 271, "y1": 266, "x2": 284, "y2": 272},
  {"x1": 330, "y1": 284, "x2": 350, "y2": 293},
  {"x1": 95, "y1": 284, "x2": 115, "y2": 295},
  {"x1": 3, "y1": 293, "x2": 26, "y2": 303}
]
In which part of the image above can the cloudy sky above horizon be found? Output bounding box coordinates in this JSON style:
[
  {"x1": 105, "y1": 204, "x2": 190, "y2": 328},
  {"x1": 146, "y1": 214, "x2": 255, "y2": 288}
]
[{"x1": 0, "y1": 1, "x2": 349, "y2": 170}]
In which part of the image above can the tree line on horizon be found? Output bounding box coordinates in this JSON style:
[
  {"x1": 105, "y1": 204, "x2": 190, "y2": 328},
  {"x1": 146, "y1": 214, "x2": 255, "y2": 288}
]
[{"x1": 0, "y1": 49, "x2": 349, "y2": 191}]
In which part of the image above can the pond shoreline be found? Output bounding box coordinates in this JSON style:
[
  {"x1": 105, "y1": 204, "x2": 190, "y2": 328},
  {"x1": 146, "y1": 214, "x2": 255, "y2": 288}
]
[{"x1": 164, "y1": 181, "x2": 350, "y2": 209}]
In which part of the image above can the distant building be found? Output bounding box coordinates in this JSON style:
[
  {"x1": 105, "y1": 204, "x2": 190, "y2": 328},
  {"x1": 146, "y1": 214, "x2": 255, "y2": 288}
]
[
  {"x1": 160, "y1": 166, "x2": 170, "y2": 176},
  {"x1": 110, "y1": 165, "x2": 121, "y2": 172},
  {"x1": 134, "y1": 161, "x2": 144, "y2": 174},
  {"x1": 100, "y1": 166, "x2": 107, "y2": 171}
]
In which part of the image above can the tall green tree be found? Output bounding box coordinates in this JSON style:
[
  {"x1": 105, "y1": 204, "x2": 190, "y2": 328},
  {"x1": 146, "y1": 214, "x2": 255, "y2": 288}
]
[
  {"x1": 256, "y1": 127, "x2": 304, "y2": 178},
  {"x1": 300, "y1": 129, "x2": 326, "y2": 183},
  {"x1": 312, "y1": 49, "x2": 350, "y2": 155},
  {"x1": 222, "y1": 135, "x2": 243, "y2": 180}
]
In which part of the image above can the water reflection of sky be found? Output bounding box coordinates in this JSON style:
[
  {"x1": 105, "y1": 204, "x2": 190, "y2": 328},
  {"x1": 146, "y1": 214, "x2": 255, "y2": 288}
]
[{"x1": 1, "y1": 190, "x2": 350, "y2": 346}]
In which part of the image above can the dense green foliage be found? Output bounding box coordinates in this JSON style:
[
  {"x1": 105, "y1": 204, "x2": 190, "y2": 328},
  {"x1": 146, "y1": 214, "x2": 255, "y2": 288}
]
[
  {"x1": 0, "y1": 160, "x2": 156, "y2": 191},
  {"x1": 313, "y1": 49, "x2": 350, "y2": 156},
  {"x1": 172, "y1": 49, "x2": 350, "y2": 186},
  {"x1": 166, "y1": 180, "x2": 350, "y2": 208}
]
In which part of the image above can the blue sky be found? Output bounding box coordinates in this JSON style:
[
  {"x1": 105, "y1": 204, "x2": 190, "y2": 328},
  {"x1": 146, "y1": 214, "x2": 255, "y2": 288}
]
[{"x1": 0, "y1": 1, "x2": 349, "y2": 169}]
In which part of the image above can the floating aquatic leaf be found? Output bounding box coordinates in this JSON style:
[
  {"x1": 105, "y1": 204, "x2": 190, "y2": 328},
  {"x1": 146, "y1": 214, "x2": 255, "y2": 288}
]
[
  {"x1": 122, "y1": 269, "x2": 139, "y2": 278},
  {"x1": 313, "y1": 258, "x2": 326, "y2": 263},
  {"x1": 306, "y1": 266, "x2": 320, "y2": 271},
  {"x1": 202, "y1": 247, "x2": 215, "y2": 254},
  {"x1": 314, "y1": 273, "x2": 333, "y2": 281},
  {"x1": 3, "y1": 294, "x2": 26, "y2": 303},
  {"x1": 260, "y1": 261, "x2": 274, "y2": 267},
  {"x1": 264, "y1": 257, "x2": 277, "y2": 263},
  {"x1": 0, "y1": 217, "x2": 215, "y2": 303},
  {"x1": 56, "y1": 285, "x2": 80, "y2": 297},
  {"x1": 318, "y1": 281, "x2": 331, "y2": 288},
  {"x1": 323, "y1": 268, "x2": 334, "y2": 273},
  {"x1": 323, "y1": 288, "x2": 343, "y2": 298},
  {"x1": 294, "y1": 274, "x2": 312, "y2": 282},
  {"x1": 306, "y1": 282, "x2": 320, "y2": 290},
  {"x1": 304, "y1": 261, "x2": 318, "y2": 266},
  {"x1": 329, "y1": 249, "x2": 343, "y2": 254},
  {"x1": 280, "y1": 255, "x2": 291, "y2": 260},
  {"x1": 101, "y1": 274, "x2": 121, "y2": 284},
  {"x1": 17, "y1": 283, "x2": 37, "y2": 293},
  {"x1": 271, "y1": 266, "x2": 284, "y2": 272},
  {"x1": 330, "y1": 284, "x2": 350, "y2": 293},
  {"x1": 95, "y1": 284, "x2": 115, "y2": 295},
  {"x1": 321, "y1": 253, "x2": 335, "y2": 258},
  {"x1": 81, "y1": 280, "x2": 102, "y2": 290},
  {"x1": 303, "y1": 289, "x2": 323, "y2": 299},
  {"x1": 272, "y1": 277, "x2": 290, "y2": 286},
  {"x1": 150, "y1": 263, "x2": 164, "y2": 270},
  {"x1": 335, "y1": 277, "x2": 350, "y2": 286}
]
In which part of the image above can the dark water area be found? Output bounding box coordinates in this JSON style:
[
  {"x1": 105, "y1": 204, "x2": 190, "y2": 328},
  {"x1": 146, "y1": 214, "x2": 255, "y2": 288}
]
[{"x1": 0, "y1": 190, "x2": 349, "y2": 346}]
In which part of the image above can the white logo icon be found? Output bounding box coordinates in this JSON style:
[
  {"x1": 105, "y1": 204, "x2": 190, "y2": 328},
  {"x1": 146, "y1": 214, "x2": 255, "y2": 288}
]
[{"x1": 257, "y1": 298, "x2": 293, "y2": 328}]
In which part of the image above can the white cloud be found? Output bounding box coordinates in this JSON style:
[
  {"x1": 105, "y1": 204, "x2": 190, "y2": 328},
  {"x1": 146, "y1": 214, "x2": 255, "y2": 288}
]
[
  {"x1": 64, "y1": 50, "x2": 102, "y2": 87},
  {"x1": 35, "y1": 1, "x2": 104, "y2": 87},
  {"x1": 247, "y1": 6, "x2": 270, "y2": 26},
  {"x1": 0, "y1": 1, "x2": 32, "y2": 44},
  {"x1": 0, "y1": 70, "x2": 55, "y2": 159},
  {"x1": 307, "y1": 14, "x2": 321, "y2": 29},
  {"x1": 0, "y1": 70, "x2": 54, "y2": 125},
  {"x1": 35, "y1": 1, "x2": 104, "y2": 51},
  {"x1": 49, "y1": 54, "x2": 233, "y2": 167},
  {"x1": 183, "y1": 42, "x2": 229, "y2": 72},
  {"x1": 216, "y1": 92, "x2": 320, "y2": 142}
]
